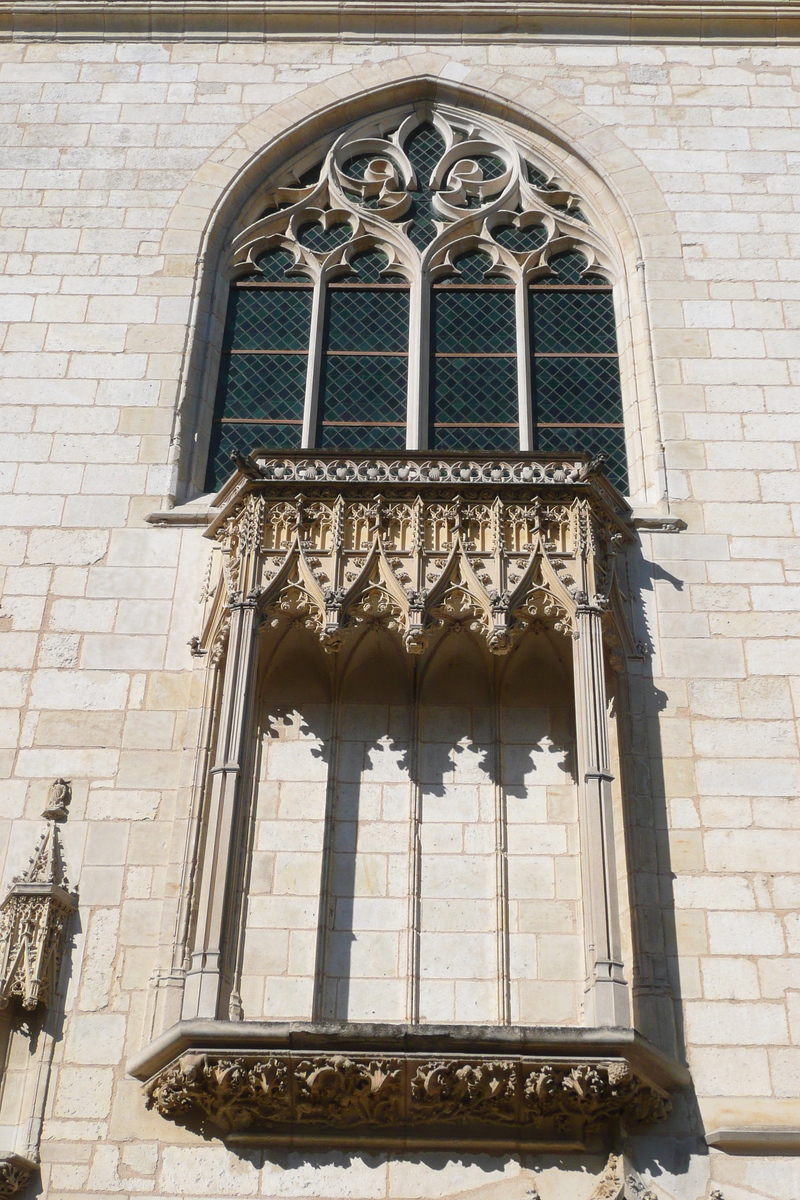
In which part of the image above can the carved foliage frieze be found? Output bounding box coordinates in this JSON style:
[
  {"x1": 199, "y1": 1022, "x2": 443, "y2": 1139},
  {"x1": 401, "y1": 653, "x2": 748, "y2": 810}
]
[{"x1": 146, "y1": 1051, "x2": 669, "y2": 1136}]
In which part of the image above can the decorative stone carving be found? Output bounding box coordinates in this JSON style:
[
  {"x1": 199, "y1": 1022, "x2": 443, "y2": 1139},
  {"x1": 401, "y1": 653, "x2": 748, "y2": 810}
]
[
  {"x1": 295, "y1": 1056, "x2": 402, "y2": 1126},
  {"x1": 0, "y1": 804, "x2": 77, "y2": 1012},
  {"x1": 41, "y1": 778, "x2": 70, "y2": 822},
  {"x1": 0, "y1": 1154, "x2": 36, "y2": 1198},
  {"x1": 198, "y1": 451, "x2": 636, "y2": 667},
  {"x1": 588, "y1": 1154, "x2": 659, "y2": 1200},
  {"x1": 145, "y1": 1050, "x2": 669, "y2": 1138}
]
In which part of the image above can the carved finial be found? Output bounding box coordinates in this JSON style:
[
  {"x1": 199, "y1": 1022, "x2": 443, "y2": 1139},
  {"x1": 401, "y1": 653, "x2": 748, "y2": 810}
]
[{"x1": 42, "y1": 778, "x2": 71, "y2": 822}]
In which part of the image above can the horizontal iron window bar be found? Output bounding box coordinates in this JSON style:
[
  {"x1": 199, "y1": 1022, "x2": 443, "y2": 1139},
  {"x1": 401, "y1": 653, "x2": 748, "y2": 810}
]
[
  {"x1": 216, "y1": 418, "x2": 304, "y2": 425},
  {"x1": 538, "y1": 422, "x2": 624, "y2": 428},
  {"x1": 319, "y1": 421, "x2": 405, "y2": 427}
]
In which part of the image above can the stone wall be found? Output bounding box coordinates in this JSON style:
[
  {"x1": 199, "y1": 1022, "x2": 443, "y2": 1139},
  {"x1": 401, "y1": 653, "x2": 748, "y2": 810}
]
[{"x1": 0, "y1": 33, "x2": 799, "y2": 1200}]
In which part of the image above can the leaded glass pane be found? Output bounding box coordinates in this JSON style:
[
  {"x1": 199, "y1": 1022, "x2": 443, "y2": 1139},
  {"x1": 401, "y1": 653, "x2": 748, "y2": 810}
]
[
  {"x1": 543, "y1": 251, "x2": 590, "y2": 284},
  {"x1": 432, "y1": 424, "x2": 519, "y2": 452},
  {"x1": 254, "y1": 248, "x2": 296, "y2": 280},
  {"x1": 494, "y1": 223, "x2": 547, "y2": 253},
  {"x1": 430, "y1": 358, "x2": 517, "y2": 424},
  {"x1": 432, "y1": 289, "x2": 516, "y2": 354},
  {"x1": 350, "y1": 249, "x2": 389, "y2": 282},
  {"x1": 538, "y1": 425, "x2": 627, "y2": 492},
  {"x1": 206, "y1": 421, "x2": 301, "y2": 487},
  {"x1": 297, "y1": 220, "x2": 352, "y2": 252},
  {"x1": 453, "y1": 250, "x2": 493, "y2": 284},
  {"x1": 318, "y1": 355, "x2": 407, "y2": 424},
  {"x1": 317, "y1": 423, "x2": 405, "y2": 451},
  {"x1": 327, "y1": 288, "x2": 409, "y2": 352},
  {"x1": 206, "y1": 281, "x2": 311, "y2": 490},
  {"x1": 530, "y1": 290, "x2": 617, "y2": 355},
  {"x1": 215, "y1": 355, "x2": 308, "y2": 421},
  {"x1": 404, "y1": 122, "x2": 446, "y2": 250},
  {"x1": 533, "y1": 357, "x2": 622, "y2": 425},
  {"x1": 223, "y1": 288, "x2": 312, "y2": 352},
  {"x1": 526, "y1": 162, "x2": 559, "y2": 190}
]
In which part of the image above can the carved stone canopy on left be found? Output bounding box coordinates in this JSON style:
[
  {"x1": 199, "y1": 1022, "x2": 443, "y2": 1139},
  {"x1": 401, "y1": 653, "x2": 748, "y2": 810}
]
[{"x1": 0, "y1": 792, "x2": 78, "y2": 1013}]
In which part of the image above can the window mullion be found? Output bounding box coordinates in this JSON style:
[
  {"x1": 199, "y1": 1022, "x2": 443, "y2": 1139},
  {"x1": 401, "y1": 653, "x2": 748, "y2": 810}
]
[
  {"x1": 406, "y1": 273, "x2": 429, "y2": 451},
  {"x1": 516, "y1": 272, "x2": 534, "y2": 452},
  {"x1": 302, "y1": 276, "x2": 327, "y2": 449}
]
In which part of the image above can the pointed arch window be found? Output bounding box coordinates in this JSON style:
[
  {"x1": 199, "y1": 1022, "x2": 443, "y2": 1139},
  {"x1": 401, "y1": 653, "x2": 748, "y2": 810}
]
[{"x1": 205, "y1": 108, "x2": 627, "y2": 492}]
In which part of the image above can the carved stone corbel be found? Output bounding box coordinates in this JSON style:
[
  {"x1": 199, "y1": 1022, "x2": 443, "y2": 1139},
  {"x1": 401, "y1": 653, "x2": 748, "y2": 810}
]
[{"x1": 0, "y1": 789, "x2": 77, "y2": 1013}]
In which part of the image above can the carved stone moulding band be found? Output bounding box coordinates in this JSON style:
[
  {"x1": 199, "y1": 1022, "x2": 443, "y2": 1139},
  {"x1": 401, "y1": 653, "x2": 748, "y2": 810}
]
[
  {"x1": 219, "y1": 450, "x2": 629, "y2": 504},
  {"x1": 144, "y1": 1050, "x2": 669, "y2": 1143}
]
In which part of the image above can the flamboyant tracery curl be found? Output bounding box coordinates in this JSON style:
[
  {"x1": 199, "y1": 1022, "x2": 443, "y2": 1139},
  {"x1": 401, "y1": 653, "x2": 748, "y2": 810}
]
[{"x1": 206, "y1": 104, "x2": 627, "y2": 493}]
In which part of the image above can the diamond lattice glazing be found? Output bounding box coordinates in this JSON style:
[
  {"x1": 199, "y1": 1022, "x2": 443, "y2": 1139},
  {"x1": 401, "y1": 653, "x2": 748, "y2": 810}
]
[{"x1": 530, "y1": 290, "x2": 617, "y2": 355}]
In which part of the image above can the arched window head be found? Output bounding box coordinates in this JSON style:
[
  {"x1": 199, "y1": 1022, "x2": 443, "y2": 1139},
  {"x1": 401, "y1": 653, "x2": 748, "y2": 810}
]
[{"x1": 206, "y1": 105, "x2": 627, "y2": 492}]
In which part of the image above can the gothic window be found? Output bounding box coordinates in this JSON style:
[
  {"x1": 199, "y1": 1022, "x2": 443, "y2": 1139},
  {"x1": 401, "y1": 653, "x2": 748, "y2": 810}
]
[{"x1": 205, "y1": 107, "x2": 627, "y2": 492}]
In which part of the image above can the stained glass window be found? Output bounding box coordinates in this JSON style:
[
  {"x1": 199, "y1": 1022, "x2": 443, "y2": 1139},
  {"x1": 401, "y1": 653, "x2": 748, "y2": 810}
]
[
  {"x1": 430, "y1": 252, "x2": 518, "y2": 452},
  {"x1": 207, "y1": 115, "x2": 630, "y2": 494},
  {"x1": 317, "y1": 251, "x2": 409, "y2": 451},
  {"x1": 205, "y1": 249, "x2": 310, "y2": 491},
  {"x1": 530, "y1": 252, "x2": 627, "y2": 490}
]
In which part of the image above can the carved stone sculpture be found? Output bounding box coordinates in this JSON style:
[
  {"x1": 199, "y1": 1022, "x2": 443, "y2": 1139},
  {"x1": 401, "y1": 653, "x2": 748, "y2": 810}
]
[
  {"x1": 41, "y1": 778, "x2": 71, "y2": 822},
  {"x1": 145, "y1": 1050, "x2": 669, "y2": 1140},
  {"x1": 0, "y1": 808, "x2": 77, "y2": 1012}
]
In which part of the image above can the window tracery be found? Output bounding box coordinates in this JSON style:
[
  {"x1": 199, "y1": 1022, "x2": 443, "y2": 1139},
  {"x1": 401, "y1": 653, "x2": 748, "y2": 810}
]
[{"x1": 206, "y1": 105, "x2": 627, "y2": 493}]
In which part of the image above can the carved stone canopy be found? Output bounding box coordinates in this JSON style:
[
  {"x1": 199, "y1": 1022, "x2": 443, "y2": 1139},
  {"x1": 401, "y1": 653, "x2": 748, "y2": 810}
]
[
  {"x1": 130, "y1": 1023, "x2": 685, "y2": 1150},
  {"x1": 0, "y1": 818, "x2": 77, "y2": 1013},
  {"x1": 199, "y1": 451, "x2": 637, "y2": 665}
]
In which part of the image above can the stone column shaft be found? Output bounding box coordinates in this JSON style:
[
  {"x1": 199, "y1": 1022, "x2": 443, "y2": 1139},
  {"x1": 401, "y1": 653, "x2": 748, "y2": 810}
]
[
  {"x1": 183, "y1": 600, "x2": 257, "y2": 1019},
  {"x1": 573, "y1": 604, "x2": 630, "y2": 1028}
]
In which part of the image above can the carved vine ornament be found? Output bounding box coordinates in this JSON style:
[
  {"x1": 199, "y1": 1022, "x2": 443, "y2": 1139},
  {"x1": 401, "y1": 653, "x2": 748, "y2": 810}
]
[
  {"x1": 0, "y1": 1156, "x2": 35, "y2": 1200},
  {"x1": 197, "y1": 451, "x2": 639, "y2": 665},
  {"x1": 146, "y1": 1051, "x2": 668, "y2": 1137}
]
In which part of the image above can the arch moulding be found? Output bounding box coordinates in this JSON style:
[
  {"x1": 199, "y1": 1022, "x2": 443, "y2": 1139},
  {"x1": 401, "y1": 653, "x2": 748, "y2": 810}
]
[{"x1": 155, "y1": 55, "x2": 682, "y2": 512}]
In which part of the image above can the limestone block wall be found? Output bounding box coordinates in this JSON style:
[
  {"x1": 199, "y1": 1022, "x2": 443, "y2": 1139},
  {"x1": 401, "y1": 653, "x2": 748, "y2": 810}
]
[{"x1": 0, "y1": 31, "x2": 797, "y2": 1200}]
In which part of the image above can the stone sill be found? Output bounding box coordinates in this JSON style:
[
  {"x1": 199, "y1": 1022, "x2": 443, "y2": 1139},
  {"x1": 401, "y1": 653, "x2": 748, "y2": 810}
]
[
  {"x1": 2, "y1": 1, "x2": 800, "y2": 45},
  {"x1": 127, "y1": 1021, "x2": 689, "y2": 1150},
  {"x1": 705, "y1": 1127, "x2": 800, "y2": 1155}
]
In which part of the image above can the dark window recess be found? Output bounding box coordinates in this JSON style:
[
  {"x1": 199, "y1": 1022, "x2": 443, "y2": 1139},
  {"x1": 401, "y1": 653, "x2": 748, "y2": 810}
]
[
  {"x1": 317, "y1": 250, "x2": 409, "y2": 451},
  {"x1": 204, "y1": 263, "x2": 311, "y2": 491},
  {"x1": 530, "y1": 252, "x2": 627, "y2": 492},
  {"x1": 430, "y1": 251, "x2": 518, "y2": 452}
]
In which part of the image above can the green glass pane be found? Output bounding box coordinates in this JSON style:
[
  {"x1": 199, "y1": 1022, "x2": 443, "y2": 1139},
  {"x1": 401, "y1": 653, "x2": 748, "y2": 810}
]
[
  {"x1": 537, "y1": 424, "x2": 628, "y2": 493},
  {"x1": 205, "y1": 421, "x2": 301, "y2": 491},
  {"x1": 297, "y1": 220, "x2": 352, "y2": 252},
  {"x1": 404, "y1": 122, "x2": 446, "y2": 250},
  {"x1": 526, "y1": 162, "x2": 559, "y2": 190},
  {"x1": 533, "y1": 357, "x2": 622, "y2": 425},
  {"x1": 318, "y1": 355, "x2": 407, "y2": 424},
  {"x1": 430, "y1": 357, "x2": 517, "y2": 424},
  {"x1": 350, "y1": 250, "x2": 389, "y2": 282},
  {"x1": 326, "y1": 288, "x2": 409, "y2": 352},
  {"x1": 433, "y1": 289, "x2": 516, "y2": 354},
  {"x1": 317, "y1": 423, "x2": 405, "y2": 451},
  {"x1": 223, "y1": 287, "x2": 312, "y2": 352},
  {"x1": 543, "y1": 251, "x2": 590, "y2": 284},
  {"x1": 453, "y1": 250, "x2": 493, "y2": 283},
  {"x1": 495, "y1": 223, "x2": 547, "y2": 253},
  {"x1": 253, "y1": 248, "x2": 296, "y2": 281},
  {"x1": 431, "y1": 424, "x2": 519, "y2": 452},
  {"x1": 214, "y1": 354, "x2": 308, "y2": 421},
  {"x1": 473, "y1": 153, "x2": 505, "y2": 181},
  {"x1": 551, "y1": 203, "x2": 588, "y2": 224},
  {"x1": 530, "y1": 290, "x2": 617, "y2": 355}
]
